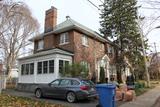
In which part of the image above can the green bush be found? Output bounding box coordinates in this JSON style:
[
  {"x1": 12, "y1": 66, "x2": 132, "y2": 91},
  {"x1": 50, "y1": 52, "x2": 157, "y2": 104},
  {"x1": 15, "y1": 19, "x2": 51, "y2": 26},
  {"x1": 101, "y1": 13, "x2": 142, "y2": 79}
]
[
  {"x1": 61, "y1": 63, "x2": 89, "y2": 78},
  {"x1": 99, "y1": 67, "x2": 105, "y2": 83}
]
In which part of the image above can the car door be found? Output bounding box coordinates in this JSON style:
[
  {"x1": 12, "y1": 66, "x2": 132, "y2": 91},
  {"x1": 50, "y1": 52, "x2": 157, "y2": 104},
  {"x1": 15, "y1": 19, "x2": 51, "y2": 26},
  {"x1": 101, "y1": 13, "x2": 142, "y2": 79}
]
[
  {"x1": 46, "y1": 79, "x2": 61, "y2": 97},
  {"x1": 58, "y1": 79, "x2": 72, "y2": 98}
]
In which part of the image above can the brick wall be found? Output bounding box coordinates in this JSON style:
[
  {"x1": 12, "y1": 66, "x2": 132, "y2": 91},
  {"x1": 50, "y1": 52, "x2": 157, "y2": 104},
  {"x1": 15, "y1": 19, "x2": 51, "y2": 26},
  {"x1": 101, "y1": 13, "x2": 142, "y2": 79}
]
[{"x1": 73, "y1": 31, "x2": 105, "y2": 75}]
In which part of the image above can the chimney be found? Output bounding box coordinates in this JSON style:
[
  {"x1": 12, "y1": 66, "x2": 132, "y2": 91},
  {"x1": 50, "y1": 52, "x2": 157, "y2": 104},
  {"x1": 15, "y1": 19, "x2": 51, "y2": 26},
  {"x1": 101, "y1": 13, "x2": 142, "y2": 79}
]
[{"x1": 44, "y1": 6, "x2": 57, "y2": 32}]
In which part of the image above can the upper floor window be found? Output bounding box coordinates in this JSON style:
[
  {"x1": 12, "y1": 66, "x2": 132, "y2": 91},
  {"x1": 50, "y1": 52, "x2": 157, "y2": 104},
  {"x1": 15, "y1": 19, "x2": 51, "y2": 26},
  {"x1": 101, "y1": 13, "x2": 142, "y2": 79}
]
[
  {"x1": 37, "y1": 40, "x2": 44, "y2": 50},
  {"x1": 60, "y1": 33, "x2": 69, "y2": 45},
  {"x1": 82, "y1": 35, "x2": 88, "y2": 46}
]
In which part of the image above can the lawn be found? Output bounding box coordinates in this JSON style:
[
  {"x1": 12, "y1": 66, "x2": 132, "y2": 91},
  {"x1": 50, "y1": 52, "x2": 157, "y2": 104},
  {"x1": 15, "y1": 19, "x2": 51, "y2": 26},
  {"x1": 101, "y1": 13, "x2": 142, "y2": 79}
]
[{"x1": 0, "y1": 94, "x2": 67, "y2": 107}]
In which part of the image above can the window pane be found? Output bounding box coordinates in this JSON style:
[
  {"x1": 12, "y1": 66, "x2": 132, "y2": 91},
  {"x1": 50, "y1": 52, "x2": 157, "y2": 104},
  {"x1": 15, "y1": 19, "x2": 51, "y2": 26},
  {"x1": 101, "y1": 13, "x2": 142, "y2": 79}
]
[
  {"x1": 59, "y1": 60, "x2": 63, "y2": 74},
  {"x1": 38, "y1": 40, "x2": 44, "y2": 50},
  {"x1": 65, "y1": 33, "x2": 69, "y2": 43},
  {"x1": 43, "y1": 61, "x2": 48, "y2": 74},
  {"x1": 37, "y1": 62, "x2": 42, "y2": 74},
  {"x1": 21, "y1": 64, "x2": 25, "y2": 75},
  {"x1": 51, "y1": 80, "x2": 60, "y2": 86},
  {"x1": 82, "y1": 35, "x2": 88, "y2": 46},
  {"x1": 26, "y1": 64, "x2": 29, "y2": 75},
  {"x1": 49, "y1": 60, "x2": 54, "y2": 73},
  {"x1": 71, "y1": 80, "x2": 80, "y2": 86},
  {"x1": 60, "y1": 33, "x2": 69, "y2": 44},
  {"x1": 30, "y1": 63, "x2": 34, "y2": 75},
  {"x1": 60, "y1": 79, "x2": 71, "y2": 86}
]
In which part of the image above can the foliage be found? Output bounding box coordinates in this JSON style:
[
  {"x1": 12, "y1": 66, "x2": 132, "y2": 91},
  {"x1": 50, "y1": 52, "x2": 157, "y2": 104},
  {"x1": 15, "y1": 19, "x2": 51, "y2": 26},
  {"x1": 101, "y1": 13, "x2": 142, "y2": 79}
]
[
  {"x1": 0, "y1": 94, "x2": 67, "y2": 107},
  {"x1": 99, "y1": 0, "x2": 147, "y2": 81},
  {"x1": 0, "y1": 1, "x2": 39, "y2": 77},
  {"x1": 61, "y1": 63, "x2": 89, "y2": 78},
  {"x1": 99, "y1": 67, "x2": 105, "y2": 83}
]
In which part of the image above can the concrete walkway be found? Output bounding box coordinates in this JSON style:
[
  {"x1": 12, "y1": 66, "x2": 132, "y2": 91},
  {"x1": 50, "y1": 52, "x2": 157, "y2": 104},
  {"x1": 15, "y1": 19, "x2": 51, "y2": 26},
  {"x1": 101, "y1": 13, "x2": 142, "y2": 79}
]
[{"x1": 119, "y1": 85, "x2": 160, "y2": 107}]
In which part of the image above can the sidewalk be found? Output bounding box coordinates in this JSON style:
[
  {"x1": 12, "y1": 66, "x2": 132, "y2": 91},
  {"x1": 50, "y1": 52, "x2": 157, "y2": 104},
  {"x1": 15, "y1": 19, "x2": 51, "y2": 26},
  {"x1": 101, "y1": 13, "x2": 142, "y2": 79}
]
[{"x1": 119, "y1": 85, "x2": 160, "y2": 107}]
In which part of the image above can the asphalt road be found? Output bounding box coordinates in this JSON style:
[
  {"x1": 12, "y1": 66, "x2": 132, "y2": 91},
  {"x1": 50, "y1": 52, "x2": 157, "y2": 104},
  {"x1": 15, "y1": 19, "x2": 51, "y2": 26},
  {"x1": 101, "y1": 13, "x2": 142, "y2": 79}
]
[{"x1": 2, "y1": 89, "x2": 124, "y2": 107}]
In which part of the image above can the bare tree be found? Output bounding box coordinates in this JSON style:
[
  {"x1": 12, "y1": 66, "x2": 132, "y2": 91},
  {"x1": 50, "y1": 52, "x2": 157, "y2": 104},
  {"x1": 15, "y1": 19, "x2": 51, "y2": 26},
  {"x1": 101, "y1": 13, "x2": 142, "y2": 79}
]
[{"x1": 0, "y1": 1, "x2": 39, "y2": 78}]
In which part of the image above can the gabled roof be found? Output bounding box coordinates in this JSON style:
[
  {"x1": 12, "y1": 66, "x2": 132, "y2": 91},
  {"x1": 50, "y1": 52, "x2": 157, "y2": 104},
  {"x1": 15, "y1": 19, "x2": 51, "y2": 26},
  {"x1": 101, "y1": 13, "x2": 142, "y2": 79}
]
[
  {"x1": 18, "y1": 48, "x2": 74, "y2": 60},
  {"x1": 30, "y1": 18, "x2": 108, "y2": 43}
]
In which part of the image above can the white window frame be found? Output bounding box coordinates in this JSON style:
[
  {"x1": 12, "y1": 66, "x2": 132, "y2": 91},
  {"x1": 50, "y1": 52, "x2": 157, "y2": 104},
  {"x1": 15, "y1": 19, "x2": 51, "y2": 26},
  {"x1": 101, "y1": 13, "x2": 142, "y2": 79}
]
[
  {"x1": 60, "y1": 33, "x2": 69, "y2": 45},
  {"x1": 37, "y1": 40, "x2": 44, "y2": 50},
  {"x1": 82, "y1": 35, "x2": 88, "y2": 46}
]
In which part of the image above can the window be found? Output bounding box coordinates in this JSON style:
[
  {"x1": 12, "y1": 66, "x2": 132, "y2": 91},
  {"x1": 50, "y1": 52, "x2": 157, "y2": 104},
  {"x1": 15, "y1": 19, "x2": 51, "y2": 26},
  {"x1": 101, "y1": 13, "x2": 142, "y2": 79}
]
[
  {"x1": 21, "y1": 64, "x2": 25, "y2": 75},
  {"x1": 59, "y1": 79, "x2": 71, "y2": 86},
  {"x1": 81, "y1": 61, "x2": 90, "y2": 73},
  {"x1": 82, "y1": 35, "x2": 88, "y2": 46},
  {"x1": 59, "y1": 60, "x2": 69, "y2": 74},
  {"x1": 37, "y1": 62, "x2": 42, "y2": 74},
  {"x1": 59, "y1": 60, "x2": 63, "y2": 74},
  {"x1": 43, "y1": 61, "x2": 48, "y2": 74},
  {"x1": 60, "y1": 33, "x2": 69, "y2": 44},
  {"x1": 71, "y1": 80, "x2": 80, "y2": 86},
  {"x1": 30, "y1": 63, "x2": 34, "y2": 75},
  {"x1": 37, "y1": 40, "x2": 44, "y2": 50},
  {"x1": 51, "y1": 79, "x2": 60, "y2": 86},
  {"x1": 25, "y1": 64, "x2": 29, "y2": 75},
  {"x1": 49, "y1": 60, "x2": 54, "y2": 73},
  {"x1": 21, "y1": 63, "x2": 34, "y2": 75}
]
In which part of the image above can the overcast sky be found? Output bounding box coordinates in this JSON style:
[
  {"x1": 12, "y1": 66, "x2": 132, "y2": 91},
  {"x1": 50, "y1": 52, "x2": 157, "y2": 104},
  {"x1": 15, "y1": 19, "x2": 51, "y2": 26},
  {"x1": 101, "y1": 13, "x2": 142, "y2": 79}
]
[{"x1": 18, "y1": 0, "x2": 160, "y2": 52}]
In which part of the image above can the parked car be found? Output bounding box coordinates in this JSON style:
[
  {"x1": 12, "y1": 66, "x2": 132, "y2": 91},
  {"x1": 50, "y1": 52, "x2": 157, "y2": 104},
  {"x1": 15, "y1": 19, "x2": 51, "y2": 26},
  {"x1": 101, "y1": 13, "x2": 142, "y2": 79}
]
[{"x1": 34, "y1": 77, "x2": 98, "y2": 103}]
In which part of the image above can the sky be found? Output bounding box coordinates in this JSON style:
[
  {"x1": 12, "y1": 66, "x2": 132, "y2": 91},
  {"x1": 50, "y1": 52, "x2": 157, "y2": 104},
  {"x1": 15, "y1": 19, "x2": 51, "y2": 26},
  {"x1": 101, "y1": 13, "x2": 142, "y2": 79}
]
[{"x1": 18, "y1": 0, "x2": 160, "y2": 52}]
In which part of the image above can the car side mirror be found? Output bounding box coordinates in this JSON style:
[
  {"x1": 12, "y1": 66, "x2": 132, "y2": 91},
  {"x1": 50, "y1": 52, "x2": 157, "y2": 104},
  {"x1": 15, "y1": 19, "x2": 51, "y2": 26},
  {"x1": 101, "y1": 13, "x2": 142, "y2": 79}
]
[{"x1": 48, "y1": 83, "x2": 51, "y2": 86}]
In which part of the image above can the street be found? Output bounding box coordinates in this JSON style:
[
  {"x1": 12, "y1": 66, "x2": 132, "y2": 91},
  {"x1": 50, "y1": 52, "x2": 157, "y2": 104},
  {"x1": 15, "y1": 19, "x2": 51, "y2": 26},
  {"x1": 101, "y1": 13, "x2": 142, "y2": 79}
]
[{"x1": 2, "y1": 89, "x2": 124, "y2": 107}]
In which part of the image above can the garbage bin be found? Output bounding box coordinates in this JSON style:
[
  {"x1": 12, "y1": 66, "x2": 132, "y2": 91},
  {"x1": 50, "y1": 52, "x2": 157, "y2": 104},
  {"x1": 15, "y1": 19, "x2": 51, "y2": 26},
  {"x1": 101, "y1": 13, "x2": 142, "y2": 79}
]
[{"x1": 96, "y1": 84, "x2": 116, "y2": 107}]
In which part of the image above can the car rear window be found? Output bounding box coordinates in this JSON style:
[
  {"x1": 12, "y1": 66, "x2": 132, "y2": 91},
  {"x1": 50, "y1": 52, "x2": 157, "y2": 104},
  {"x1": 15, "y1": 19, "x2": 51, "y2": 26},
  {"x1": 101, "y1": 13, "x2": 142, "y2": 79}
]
[
  {"x1": 71, "y1": 80, "x2": 80, "y2": 86},
  {"x1": 81, "y1": 80, "x2": 94, "y2": 86}
]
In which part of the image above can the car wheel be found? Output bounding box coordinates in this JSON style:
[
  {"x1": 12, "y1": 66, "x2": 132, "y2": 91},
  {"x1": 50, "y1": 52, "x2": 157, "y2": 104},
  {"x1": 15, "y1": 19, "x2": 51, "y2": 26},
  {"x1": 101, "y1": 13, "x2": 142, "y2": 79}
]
[
  {"x1": 66, "y1": 92, "x2": 76, "y2": 103},
  {"x1": 35, "y1": 89, "x2": 42, "y2": 98}
]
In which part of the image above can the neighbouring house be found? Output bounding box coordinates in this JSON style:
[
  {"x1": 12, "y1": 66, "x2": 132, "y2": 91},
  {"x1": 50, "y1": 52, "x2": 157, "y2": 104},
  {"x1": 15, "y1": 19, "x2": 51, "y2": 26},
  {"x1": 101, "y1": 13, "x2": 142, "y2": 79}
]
[{"x1": 17, "y1": 6, "x2": 118, "y2": 91}]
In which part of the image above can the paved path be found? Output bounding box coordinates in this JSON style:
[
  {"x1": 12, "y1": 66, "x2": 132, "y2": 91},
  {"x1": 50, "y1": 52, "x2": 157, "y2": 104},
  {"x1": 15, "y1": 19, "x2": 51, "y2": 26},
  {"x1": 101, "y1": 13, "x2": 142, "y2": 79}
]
[{"x1": 119, "y1": 85, "x2": 160, "y2": 107}]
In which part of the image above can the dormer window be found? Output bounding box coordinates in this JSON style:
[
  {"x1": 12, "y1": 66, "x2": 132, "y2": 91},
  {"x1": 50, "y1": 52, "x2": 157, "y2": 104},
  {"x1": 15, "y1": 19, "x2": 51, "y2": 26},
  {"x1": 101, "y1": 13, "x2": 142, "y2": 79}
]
[
  {"x1": 82, "y1": 35, "x2": 88, "y2": 46},
  {"x1": 60, "y1": 32, "x2": 69, "y2": 45},
  {"x1": 37, "y1": 40, "x2": 44, "y2": 50}
]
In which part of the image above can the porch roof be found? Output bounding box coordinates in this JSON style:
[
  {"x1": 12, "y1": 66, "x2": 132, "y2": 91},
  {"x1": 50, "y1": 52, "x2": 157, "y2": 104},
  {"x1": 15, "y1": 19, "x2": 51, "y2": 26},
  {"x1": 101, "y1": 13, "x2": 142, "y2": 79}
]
[{"x1": 18, "y1": 48, "x2": 74, "y2": 60}]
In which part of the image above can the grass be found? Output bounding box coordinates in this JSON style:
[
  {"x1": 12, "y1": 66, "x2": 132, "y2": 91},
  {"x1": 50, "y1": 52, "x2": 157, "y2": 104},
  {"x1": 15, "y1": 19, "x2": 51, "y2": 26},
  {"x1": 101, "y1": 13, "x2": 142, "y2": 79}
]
[
  {"x1": 0, "y1": 94, "x2": 68, "y2": 107},
  {"x1": 135, "y1": 80, "x2": 159, "y2": 96}
]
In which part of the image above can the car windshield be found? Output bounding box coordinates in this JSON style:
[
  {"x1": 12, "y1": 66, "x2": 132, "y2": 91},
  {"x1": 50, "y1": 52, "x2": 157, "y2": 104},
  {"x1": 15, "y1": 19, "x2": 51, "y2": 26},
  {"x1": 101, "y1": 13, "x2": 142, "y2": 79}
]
[{"x1": 81, "y1": 80, "x2": 94, "y2": 86}]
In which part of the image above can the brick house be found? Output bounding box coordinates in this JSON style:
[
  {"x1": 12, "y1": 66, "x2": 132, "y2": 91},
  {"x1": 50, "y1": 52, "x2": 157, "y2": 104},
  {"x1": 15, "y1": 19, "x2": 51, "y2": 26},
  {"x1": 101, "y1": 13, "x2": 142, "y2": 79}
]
[{"x1": 18, "y1": 6, "x2": 116, "y2": 89}]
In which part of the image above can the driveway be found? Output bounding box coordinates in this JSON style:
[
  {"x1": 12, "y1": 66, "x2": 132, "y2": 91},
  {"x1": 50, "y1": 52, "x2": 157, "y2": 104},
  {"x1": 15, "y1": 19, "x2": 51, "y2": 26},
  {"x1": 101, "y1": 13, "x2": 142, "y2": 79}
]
[{"x1": 2, "y1": 89, "x2": 124, "y2": 107}]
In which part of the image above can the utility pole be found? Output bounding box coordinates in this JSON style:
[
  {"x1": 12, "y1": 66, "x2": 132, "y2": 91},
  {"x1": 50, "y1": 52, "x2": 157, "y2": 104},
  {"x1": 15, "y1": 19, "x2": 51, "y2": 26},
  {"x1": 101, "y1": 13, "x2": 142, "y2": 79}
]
[{"x1": 154, "y1": 42, "x2": 159, "y2": 80}]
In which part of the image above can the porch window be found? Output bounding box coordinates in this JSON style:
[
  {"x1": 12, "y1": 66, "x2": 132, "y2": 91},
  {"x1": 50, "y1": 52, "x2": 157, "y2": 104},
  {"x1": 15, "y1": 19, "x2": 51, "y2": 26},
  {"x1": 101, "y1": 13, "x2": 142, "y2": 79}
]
[
  {"x1": 49, "y1": 60, "x2": 54, "y2": 73},
  {"x1": 25, "y1": 64, "x2": 29, "y2": 75},
  {"x1": 30, "y1": 63, "x2": 34, "y2": 75},
  {"x1": 21, "y1": 64, "x2": 25, "y2": 75},
  {"x1": 37, "y1": 62, "x2": 42, "y2": 74},
  {"x1": 59, "y1": 60, "x2": 69, "y2": 74},
  {"x1": 60, "y1": 33, "x2": 69, "y2": 44},
  {"x1": 43, "y1": 61, "x2": 48, "y2": 74}
]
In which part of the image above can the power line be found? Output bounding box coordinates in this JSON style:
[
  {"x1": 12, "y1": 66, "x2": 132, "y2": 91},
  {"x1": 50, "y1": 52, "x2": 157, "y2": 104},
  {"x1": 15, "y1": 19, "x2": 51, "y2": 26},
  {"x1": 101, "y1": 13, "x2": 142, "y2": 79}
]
[{"x1": 86, "y1": 0, "x2": 100, "y2": 10}]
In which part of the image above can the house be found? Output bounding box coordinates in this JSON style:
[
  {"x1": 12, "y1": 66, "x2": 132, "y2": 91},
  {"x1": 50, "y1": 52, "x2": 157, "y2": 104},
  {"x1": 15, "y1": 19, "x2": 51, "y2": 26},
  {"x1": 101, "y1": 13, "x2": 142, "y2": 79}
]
[{"x1": 17, "y1": 6, "x2": 116, "y2": 91}]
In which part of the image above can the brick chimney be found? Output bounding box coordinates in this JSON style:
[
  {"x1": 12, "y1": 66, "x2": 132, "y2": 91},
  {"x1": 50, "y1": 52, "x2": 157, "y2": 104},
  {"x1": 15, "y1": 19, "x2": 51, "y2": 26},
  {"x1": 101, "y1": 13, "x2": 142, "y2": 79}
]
[{"x1": 44, "y1": 6, "x2": 57, "y2": 32}]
